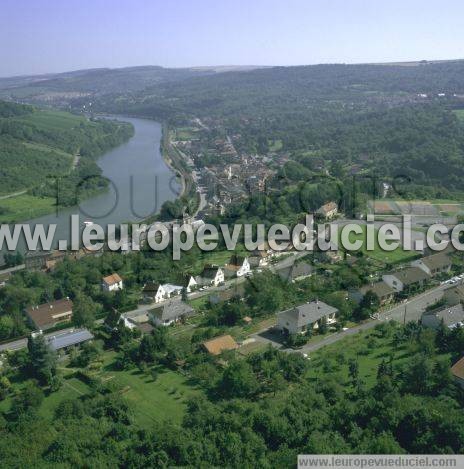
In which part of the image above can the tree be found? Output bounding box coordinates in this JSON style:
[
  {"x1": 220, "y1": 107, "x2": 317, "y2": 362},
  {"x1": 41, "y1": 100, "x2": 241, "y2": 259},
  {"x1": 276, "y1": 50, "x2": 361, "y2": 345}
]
[
  {"x1": 355, "y1": 290, "x2": 379, "y2": 320},
  {"x1": 27, "y1": 334, "x2": 57, "y2": 385},
  {"x1": 218, "y1": 360, "x2": 259, "y2": 398},
  {"x1": 73, "y1": 294, "x2": 100, "y2": 328},
  {"x1": 11, "y1": 380, "x2": 44, "y2": 417}
]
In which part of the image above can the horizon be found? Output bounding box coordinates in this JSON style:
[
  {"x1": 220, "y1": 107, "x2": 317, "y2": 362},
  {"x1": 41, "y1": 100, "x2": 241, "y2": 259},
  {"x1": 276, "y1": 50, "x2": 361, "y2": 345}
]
[
  {"x1": 2, "y1": 56, "x2": 464, "y2": 80},
  {"x1": 2, "y1": 0, "x2": 464, "y2": 76}
]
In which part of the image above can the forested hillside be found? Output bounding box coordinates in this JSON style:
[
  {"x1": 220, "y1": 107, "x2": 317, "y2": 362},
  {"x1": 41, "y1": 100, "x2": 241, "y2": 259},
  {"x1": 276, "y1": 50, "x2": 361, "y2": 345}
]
[{"x1": 0, "y1": 101, "x2": 133, "y2": 219}]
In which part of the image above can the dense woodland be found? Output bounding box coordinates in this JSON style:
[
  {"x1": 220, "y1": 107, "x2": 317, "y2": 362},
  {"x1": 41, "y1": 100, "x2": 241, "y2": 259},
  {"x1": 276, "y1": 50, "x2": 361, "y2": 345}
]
[{"x1": 0, "y1": 101, "x2": 134, "y2": 202}]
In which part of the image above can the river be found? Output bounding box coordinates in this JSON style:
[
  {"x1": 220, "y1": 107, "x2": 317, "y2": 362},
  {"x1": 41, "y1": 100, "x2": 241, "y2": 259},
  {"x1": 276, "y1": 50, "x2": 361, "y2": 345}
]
[{"x1": 3, "y1": 116, "x2": 181, "y2": 258}]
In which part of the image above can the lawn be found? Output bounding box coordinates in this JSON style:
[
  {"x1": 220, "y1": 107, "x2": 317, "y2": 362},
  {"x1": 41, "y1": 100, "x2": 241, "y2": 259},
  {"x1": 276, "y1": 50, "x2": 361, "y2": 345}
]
[
  {"x1": 0, "y1": 193, "x2": 57, "y2": 223},
  {"x1": 96, "y1": 351, "x2": 202, "y2": 427},
  {"x1": 343, "y1": 224, "x2": 419, "y2": 264},
  {"x1": 175, "y1": 127, "x2": 198, "y2": 141},
  {"x1": 306, "y1": 325, "x2": 412, "y2": 387}
]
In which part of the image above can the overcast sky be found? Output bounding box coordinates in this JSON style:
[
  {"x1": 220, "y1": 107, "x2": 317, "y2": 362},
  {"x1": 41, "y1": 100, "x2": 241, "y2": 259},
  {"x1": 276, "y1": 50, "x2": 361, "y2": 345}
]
[{"x1": 1, "y1": 0, "x2": 464, "y2": 77}]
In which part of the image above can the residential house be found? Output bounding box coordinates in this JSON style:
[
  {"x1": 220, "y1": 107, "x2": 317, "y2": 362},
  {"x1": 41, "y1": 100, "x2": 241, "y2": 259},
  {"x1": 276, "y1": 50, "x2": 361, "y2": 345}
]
[
  {"x1": 202, "y1": 334, "x2": 239, "y2": 355},
  {"x1": 142, "y1": 282, "x2": 165, "y2": 303},
  {"x1": 197, "y1": 265, "x2": 224, "y2": 287},
  {"x1": 316, "y1": 202, "x2": 338, "y2": 220},
  {"x1": 249, "y1": 250, "x2": 270, "y2": 268},
  {"x1": 278, "y1": 262, "x2": 313, "y2": 283},
  {"x1": 102, "y1": 273, "x2": 123, "y2": 292},
  {"x1": 209, "y1": 284, "x2": 246, "y2": 304},
  {"x1": 422, "y1": 303, "x2": 464, "y2": 329},
  {"x1": 46, "y1": 328, "x2": 94, "y2": 352},
  {"x1": 150, "y1": 300, "x2": 194, "y2": 326},
  {"x1": 25, "y1": 298, "x2": 74, "y2": 332},
  {"x1": 444, "y1": 285, "x2": 464, "y2": 305},
  {"x1": 411, "y1": 253, "x2": 452, "y2": 277},
  {"x1": 182, "y1": 275, "x2": 198, "y2": 292},
  {"x1": 382, "y1": 267, "x2": 430, "y2": 293},
  {"x1": 277, "y1": 301, "x2": 338, "y2": 335},
  {"x1": 451, "y1": 357, "x2": 464, "y2": 389},
  {"x1": 355, "y1": 281, "x2": 396, "y2": 306},
  {"x1": 225, "y1": 255, "x2": 251, "y2": 278},
  {"x1": 142, "y1": 282, "x2": 183, "y2": 303}
]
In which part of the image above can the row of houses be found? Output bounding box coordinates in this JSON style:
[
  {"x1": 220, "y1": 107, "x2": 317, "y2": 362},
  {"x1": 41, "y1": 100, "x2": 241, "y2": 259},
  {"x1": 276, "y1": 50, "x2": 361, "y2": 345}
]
[{"x1": 352, "y1": 252, "x2": 453, "y2": 306}]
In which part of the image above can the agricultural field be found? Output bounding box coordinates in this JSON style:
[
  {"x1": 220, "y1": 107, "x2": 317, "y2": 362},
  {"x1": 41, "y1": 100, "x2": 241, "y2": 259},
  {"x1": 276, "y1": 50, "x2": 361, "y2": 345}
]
[{"x1": 369, "y1": 199, "x2": 464, "y2": 218}]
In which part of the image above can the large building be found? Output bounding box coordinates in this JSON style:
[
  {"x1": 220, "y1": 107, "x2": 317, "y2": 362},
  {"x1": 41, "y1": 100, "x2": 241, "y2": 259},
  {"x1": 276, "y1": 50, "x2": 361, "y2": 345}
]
[{"x1": 25, "y1": 298, "x2": 74, "y2": 332}]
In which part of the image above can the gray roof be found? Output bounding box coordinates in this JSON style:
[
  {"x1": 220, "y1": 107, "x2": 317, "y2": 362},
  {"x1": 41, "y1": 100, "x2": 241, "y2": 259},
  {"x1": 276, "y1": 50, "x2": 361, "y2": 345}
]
[
  {"x1": 278, "y1": 262, "x2": 313, "y2": 282},
  {"x1": 200, "y1": 265, "x2": 221, "y2": 279},
  {"x1": 278, "y1": 301, "x2": 338, "y2": 327},
  {"x1": 423, "y1": 304, "x2": 464, "y2": 328},
  {"x1": 360, "y1": 281, "x2": 395, "y2": 298},
  {"x1": 46, "y1": 328, "x2": 94, "y2": 351},
  {"x1": 391, "y1": 267, "x2": 430, "y2": 285},
  {"x1": 421, "y1": 253, "x2": 451, "y2": 270},
  {"x1": 155, "y1": 300, "x2": 195, "y2": 321}
]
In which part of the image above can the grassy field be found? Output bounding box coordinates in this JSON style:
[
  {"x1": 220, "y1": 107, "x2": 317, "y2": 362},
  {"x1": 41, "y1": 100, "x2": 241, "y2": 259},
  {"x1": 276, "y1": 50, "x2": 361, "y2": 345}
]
[
  {"x1": 174, "y1": 127, "x2": 198, "y2": 141},
  {"x1": 344, "y1": 224, "x2": 419, "y2": 264},
  {"x1": 0, "y1": 350, "x2": 202, "y2": 429},
  {"x1": 20, "y1": 109, "x2": 90, "y2": 131},
  {"x1": 306, "y1": 324, "x2": 439, "y2": 387},
  {"x1": 0, "y1": 193, "x2": 57, "y2": 223},
  {"x1": 453, "y1": 109, "x2": 464, "y2": 122}
]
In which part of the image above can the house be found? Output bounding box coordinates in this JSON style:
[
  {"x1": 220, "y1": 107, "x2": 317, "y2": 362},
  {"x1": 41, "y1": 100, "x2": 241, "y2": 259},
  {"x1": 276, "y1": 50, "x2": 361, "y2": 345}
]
[
  {"x1": 25, "y1": 298, "x2": 74, "y2": 332},
  {"x1": 225, "y1": 255, "x2": 251, "y2": 278},
  {"x1": 141, "y1": 282, "x2": 183, "y2": 303},
  {"x1": 150, "y1": 300, "x2": 194, "y2": 326},
  {"x1": 102, "y1": 273, "x2": 123, "y2": 292},
  {"x1": 202, "y1": 334, "x2": 239, "y2": 355},
  {"x1": 277, "y1": 301, "x2": 338, "y2": 335},
  {"x1": 122, "y1": 312, "x2": 152, "y2": 332},
  {"x1": 142, "y1": 282, "x2": 166, "y2": 303},
  {"x1": 209, "y1": 284, "x2": 246, "y2": 304},
  {"x1": 444, "y1": 285, "x2": 464, "y2": 305},
  {"x1": 278, "y1": 262, "x2": 313, "y2": 283},
  {"x1": 316, "y1": 202, "x2": 338, "y2": 220},
  {"x1": 422, "y1": 303, "x2": 464, "y2": 330},
  {"x1": 451, "y1": 357, "x2": 464, "y2": 389},
  {"x1": 357, "y1": 281, "x2": 395, "y2": 306},
  {"x1": 197, "y1": 265, "x2": 224, "y2": 287},
  {"x1": 382, "y1": 267, "x2": 430, "y2": 293},
  {"x1": 46, "y1": 328, "x2": 94, "y2": 352},
  {"x1": 182, "y1": 275, "x2": 198, "y2": 292},
  {"x1": 249, "y1": 250, "x2": 270, "y2": 268},
  {"x1": 411, "y1": 253, "x2": 452, "y2": 277}
]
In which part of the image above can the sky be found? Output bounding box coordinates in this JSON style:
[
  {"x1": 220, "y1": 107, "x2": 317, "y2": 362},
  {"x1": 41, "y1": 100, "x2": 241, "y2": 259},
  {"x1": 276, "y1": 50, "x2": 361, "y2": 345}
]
[{"x1": 1, "y1": 0, "x2": 464, "y2": 77}]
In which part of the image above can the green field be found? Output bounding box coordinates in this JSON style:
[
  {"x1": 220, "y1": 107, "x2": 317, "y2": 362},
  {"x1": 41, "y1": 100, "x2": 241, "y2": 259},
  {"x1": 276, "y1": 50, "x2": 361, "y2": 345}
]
[
  {"x1": 343, "y1": 224, "x2": 419, "y2": 264},
  {"x1": 20, "y1": 109, "x2": 90, "y2": 131},
  {"x1": 306, "y1": 323, "x2": 449, "y2": 388},
  {"x1": 174, "y1": 127, "x2": 198, "y2": 141},
  {"x1": 0, "y1": 193, "x2": 57, "y2": 223},
  {"x1": 453, "y1": 109, "x2": 464, "y2": 122},
  {"x1": 0, "y1": 351, "x2": 202, "y2": 429}
]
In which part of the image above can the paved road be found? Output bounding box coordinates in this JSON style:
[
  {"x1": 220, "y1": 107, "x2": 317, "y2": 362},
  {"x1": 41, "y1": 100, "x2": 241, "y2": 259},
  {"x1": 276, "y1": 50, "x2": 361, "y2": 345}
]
[{"x1": 294, "y1": 282, "x2": 449, "y2": 354}]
